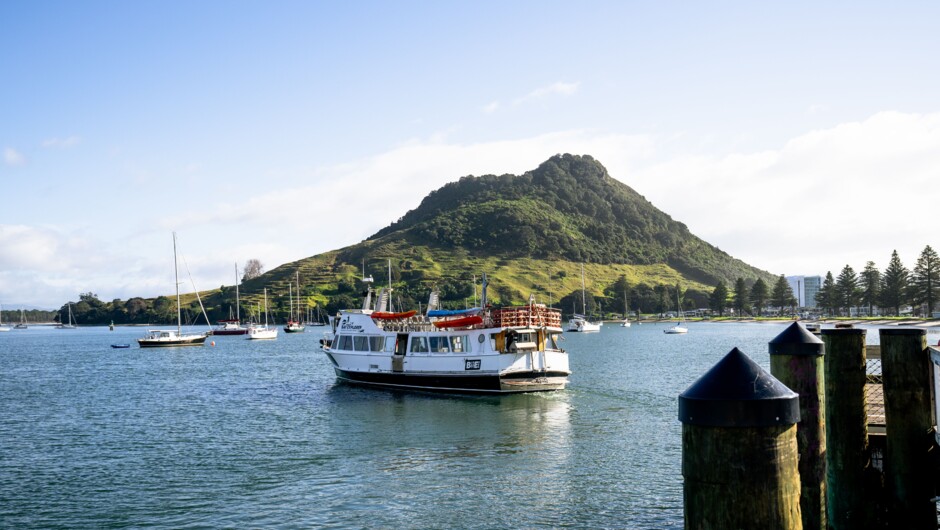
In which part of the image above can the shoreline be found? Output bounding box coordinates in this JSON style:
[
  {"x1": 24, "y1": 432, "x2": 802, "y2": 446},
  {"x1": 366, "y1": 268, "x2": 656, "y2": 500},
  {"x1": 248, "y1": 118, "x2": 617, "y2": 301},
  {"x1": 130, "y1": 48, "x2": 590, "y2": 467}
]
[{"x1": 605, "y1": 318, "x2": 940, "y2": 328}]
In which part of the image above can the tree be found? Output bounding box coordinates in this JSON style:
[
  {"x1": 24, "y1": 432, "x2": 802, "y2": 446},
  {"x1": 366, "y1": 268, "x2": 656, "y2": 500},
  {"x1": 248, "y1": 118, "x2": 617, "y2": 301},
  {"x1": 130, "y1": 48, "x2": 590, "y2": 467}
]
[
  {"x1": 859, "y1": 261, "x2": 880, "y2": 317},
  {"x1": 835, "y1": 265, "x2": 860, "y2": 316},
  {"x1": 770, "y1": 275, "x2": 797, "y2": 314},
  {"x1": 733, "y1": 278, "x2": 750, "y2": 316},
  {"x1": 604, "y1": 275, "x2": 632, "y2": 316},
  {"x1": 709, "y1": 281, "x2": 729, "y2": 316},
  {"x1": 880, "y1": 250, "x2": 909, "y2": 316},
  {"x1": 815, "y1": 271, "x2": 837, "y2": 317},
  {"x1": 750, "y1": 278, "x2": 768, "y2": 316},
  {"x1": 242, "y1": 259, "x2": 264, "y2": 282},
  {"x1": 911, "y1": 244, "x2": 940, "y2": 316}
]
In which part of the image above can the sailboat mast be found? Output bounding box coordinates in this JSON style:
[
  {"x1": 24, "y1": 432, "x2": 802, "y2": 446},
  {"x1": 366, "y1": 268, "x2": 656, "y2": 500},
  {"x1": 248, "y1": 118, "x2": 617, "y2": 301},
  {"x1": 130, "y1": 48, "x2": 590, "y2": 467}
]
[
  {"x1": 235, "y1": 262, "x2": 240, "y2": 322},
  {"x1": 264, "y1": 288, "x2": 268, "y2": 327},
  {"x1": 173, "y1": 232, "x2": 181, "y2": 335},
  {"x1": 580, "y1": 263, "x2": 587, "y2": 315}
]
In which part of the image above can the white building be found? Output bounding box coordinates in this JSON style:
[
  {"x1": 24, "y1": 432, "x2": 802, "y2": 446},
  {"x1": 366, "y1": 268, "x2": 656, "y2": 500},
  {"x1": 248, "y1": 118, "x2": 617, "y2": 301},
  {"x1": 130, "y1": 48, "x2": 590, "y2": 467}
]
[{"x1": 786, "y1": 275, "x2": 822, "y2": 308}]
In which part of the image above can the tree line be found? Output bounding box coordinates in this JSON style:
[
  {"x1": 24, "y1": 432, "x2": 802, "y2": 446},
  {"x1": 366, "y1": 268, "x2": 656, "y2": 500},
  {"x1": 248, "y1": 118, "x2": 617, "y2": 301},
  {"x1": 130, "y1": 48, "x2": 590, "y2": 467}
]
[{"x1": 706, "y1": 245, "x2": 940, "y2": 318}]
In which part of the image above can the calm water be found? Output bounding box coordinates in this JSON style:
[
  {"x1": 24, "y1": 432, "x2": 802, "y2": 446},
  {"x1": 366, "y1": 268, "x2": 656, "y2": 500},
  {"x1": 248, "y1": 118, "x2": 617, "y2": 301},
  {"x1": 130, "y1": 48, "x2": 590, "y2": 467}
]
[{"x1": 0, "y1": 322, "x2": 921, "y2": 528}]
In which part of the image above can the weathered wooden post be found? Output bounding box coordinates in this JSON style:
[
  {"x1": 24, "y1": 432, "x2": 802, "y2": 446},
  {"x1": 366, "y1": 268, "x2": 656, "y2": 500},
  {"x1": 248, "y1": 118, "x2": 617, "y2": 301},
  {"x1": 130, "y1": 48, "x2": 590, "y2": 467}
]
[
  {"x1": 879, "y1": 328, "x2": 936, "y2": 529},
  {"x1": 820, "y1": 327, "x2": 869, "y2": 529},
  {"x1": 679, "y1": 347, "x2": 802, "y2": 529},
  {"x1": 770, "y1": 322, "x2": 826, "y2": 530}
]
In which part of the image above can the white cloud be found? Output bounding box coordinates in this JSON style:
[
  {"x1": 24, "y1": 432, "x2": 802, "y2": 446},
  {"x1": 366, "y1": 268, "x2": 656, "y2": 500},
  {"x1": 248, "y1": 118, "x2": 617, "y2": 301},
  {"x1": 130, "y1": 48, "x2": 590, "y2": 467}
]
[
  {"x1": 482, "y1": 101, "x2": 500, "y2": 114},
  {"x1": 8, "y1": 111, "x2": 940, "y2": 307},
  {"x1": 626, "y1": 111, "x2": 940, "y2": 276},
  {"x1": 513, "y1": 81, "x2": 581, "y2": 105},
  {"x1": 3, "y1": 147, "x2": 25, "y2": 166},
  {"x1": 41, "y1": 136, "x2": 82, "y2": 148}
]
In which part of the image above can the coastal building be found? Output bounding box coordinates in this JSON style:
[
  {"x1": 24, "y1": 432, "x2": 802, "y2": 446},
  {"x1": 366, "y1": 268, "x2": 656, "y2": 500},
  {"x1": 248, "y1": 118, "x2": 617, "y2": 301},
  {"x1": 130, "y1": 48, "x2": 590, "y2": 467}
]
[{"x1": 786, "y1": 275, "x2": 821, "y2": 309}]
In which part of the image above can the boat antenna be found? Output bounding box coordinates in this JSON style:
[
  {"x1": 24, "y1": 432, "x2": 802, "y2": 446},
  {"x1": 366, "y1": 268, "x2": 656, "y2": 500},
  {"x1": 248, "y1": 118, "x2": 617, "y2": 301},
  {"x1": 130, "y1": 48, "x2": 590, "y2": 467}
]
[
  {"x1": 480, "y1": 273, "x2": 488, "y2": 308},
  {"x1": 472, "y1": 275, "x2": 477, "y2": 307}
]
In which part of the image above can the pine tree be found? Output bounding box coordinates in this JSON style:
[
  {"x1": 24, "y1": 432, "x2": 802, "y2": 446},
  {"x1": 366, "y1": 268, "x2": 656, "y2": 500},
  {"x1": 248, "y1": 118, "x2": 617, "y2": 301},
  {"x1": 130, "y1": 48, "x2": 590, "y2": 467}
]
[
  {"x1": 750, "y1": 278, "x2": 768, "y2": 317},
  {"x1": 815, "y1": 271, "x2": 837, "y2": 317},
  {"x1": 710, "y1": 281, "x2": 729, "y2": 317},
  {"x1": 770, "y1": 275, "x2": 797, "y2": 314},
  {"x1": 733, "y1": 278, "x2": 750, "y2": 317},
  {"x1": 880, "y1": 250, "x2": 909, "y2": 316},
  {"x1": 835, "y1": 265, "x2": 860, "y2": 316},
  {"x1": 911, "y1": 244, "x2": 940, "y2": 316},
  {"x1": 859, "y1": 261, "x2": 880, "y2": 317}
]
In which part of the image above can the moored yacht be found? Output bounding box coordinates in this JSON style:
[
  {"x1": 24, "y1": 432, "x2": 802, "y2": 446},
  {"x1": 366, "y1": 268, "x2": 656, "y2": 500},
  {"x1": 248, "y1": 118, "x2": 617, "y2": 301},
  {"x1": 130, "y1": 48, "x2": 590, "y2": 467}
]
[
  {"x1": 320, "y1": 274, "x2": 570, "y2": 393},
  {"x1": 567, "y1": 314, "x2": 601, "y2": 333},
  {"x1": 566, "y1": 264, "x2": 601, "y2": 332},
  {"x1": 138, "y1": 233, "x2": 209, "y2": 348}
]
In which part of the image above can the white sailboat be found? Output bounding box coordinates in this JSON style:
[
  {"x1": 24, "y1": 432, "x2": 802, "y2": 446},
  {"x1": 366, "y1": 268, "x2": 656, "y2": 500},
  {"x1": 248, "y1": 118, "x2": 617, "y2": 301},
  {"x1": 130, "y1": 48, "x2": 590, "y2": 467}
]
[
  {"x1": 284, "y1": 271, "x2": 305, "y2": 333},
  {"x1": 247, "y1": 288, "x2": 278, "y2": 340},
  {"x1": 57, "y1": 302, "x2": 77, "y2": 329},
  {"x1": 138, "y1": 233, "x2": 210, "y2": 347},
  {"x1": 567, "y1": 264, "x2": 601, "y2": 333},
  {"x1": 620, "y1": 290, "x2": 631, "y2": 328},
  {"x1": 14, "y1": 309, "x2": 28, "y2": 329},
  {"x1": 664, "y1": 287, "x2": 688, "y2": 334},
  {"x1": 213, "y1": 262, "x2": 248, "y2": 335}
]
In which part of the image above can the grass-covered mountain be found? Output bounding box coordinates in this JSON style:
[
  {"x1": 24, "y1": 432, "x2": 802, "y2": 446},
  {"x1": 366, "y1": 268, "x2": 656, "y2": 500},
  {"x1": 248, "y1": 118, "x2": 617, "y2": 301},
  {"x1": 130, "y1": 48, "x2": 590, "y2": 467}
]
[
  {"x1": 231, "y1": 154, "x2": 774, "y2": 319},
  {"x1": 68, "y1": 154, "x2": 776, "y2": 325}
]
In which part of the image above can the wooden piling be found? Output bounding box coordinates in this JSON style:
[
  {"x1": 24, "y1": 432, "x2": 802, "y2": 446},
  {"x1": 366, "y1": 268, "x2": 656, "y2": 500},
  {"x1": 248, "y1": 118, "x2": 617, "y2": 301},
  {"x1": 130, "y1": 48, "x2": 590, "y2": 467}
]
[
  {"x1": 679, "y1": 348, "x2": 802, "y2": 529},
  {"x1": 770, "y1": 322, "x2": 826, "y2": 530},
  {"x1": 879, "y1": 328, "x2": 936, "y2": 529},
  {"x1": 820, "y1": 328, "x2": 870, "y2": 529}
]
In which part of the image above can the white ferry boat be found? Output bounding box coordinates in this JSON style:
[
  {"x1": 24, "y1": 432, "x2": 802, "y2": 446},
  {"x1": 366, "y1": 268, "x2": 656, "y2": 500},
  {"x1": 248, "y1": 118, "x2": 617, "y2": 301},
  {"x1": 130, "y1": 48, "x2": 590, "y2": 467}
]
[{"x1": 320, "y1": 275, "x2": 569, "y2": 393}]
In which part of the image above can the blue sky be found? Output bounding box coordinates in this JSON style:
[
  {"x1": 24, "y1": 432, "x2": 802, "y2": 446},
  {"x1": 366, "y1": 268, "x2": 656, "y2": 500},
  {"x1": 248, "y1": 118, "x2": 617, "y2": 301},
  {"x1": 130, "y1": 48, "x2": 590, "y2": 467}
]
[{"x1": 3, "y1": 1, "x2": 940, "y2": 308}]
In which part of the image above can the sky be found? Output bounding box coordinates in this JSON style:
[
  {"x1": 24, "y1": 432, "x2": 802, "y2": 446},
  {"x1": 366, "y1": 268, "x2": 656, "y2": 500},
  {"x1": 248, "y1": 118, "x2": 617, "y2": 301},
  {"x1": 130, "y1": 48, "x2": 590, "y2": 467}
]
[{"x1": 2, "y1": 1, "x2": 940, "y2": 309}]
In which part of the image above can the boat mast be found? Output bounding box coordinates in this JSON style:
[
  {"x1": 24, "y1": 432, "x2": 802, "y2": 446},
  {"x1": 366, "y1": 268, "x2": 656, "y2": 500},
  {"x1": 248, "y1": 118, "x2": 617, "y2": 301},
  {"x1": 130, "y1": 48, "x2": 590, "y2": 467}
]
[
  {"x1": 580, "y1": 263, "x2": 587, "y2": 316},
  {"x1": 173, "y1": 232, "x2": 181, "y2": 335},
  {"x1": 264, "y1": 288, "x2": 269, "y2": 327},
  {"x1": 235, "y1": 261, "x2": 240, "y2": 322}
]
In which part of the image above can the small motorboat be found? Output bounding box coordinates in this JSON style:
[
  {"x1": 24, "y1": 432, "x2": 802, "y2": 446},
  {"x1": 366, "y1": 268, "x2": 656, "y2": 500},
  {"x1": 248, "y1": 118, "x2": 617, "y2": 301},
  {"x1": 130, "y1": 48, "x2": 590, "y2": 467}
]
[
  {"x1": 371, "y1": 310, "x2": 417, "y2": 320},
  {"x1": 432, "y1": 315, "x2": 484, "y2": 329},
  {"x1": 110, "y1": 344, "x2": 131, "y2": 349}
]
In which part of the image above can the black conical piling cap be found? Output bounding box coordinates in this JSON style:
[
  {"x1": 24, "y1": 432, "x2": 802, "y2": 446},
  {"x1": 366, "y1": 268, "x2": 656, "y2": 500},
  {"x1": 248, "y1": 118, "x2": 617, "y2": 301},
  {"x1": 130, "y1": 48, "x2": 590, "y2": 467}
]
[
  {"x1": 678, "y1": 348, "x2": 800, "y2": 427},
  {"x1": 769, "y1": 322, "x2": 824, "y2": 357}
]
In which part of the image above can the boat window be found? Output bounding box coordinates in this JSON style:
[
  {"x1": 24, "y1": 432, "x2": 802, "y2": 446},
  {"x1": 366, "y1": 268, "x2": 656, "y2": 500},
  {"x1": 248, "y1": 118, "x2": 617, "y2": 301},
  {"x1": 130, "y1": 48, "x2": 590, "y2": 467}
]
[
  {"x1": 490, "y1": 333, "x2": 499, "y2": 351},
  {"x1": 429, "y1": 336, "x2": 450, "y2": 353},
  {"x1": 410, "y1": 336, "x2": 428, "y2": 353},
  {"x1": 337, "y1": 335, "x2": 351, "y2": 351},
  {"x1": 385, "y1": 336, "x2": 397, "y2": 353},
  {"x1": 370, "y1": 336, "x2": 385, "y2": 352},
  {"x1": 354, "y1": 336, "x2": 369, "y2": 351},
  {"x1": 450, "y1": 335, "x2": 467, "y2": 353}
]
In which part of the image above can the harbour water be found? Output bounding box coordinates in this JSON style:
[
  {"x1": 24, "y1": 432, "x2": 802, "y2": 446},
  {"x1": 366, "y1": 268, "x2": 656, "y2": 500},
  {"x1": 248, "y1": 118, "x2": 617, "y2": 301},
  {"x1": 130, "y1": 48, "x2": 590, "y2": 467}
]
[{"x1": 0, "y1": 322, "x2": 916, "y2": 528}]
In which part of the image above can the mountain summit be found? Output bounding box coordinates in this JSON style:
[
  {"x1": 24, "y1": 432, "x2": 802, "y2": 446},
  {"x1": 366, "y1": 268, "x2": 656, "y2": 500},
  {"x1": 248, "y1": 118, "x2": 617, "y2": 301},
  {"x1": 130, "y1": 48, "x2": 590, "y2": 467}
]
[{"x1": 367, "y1": 154, "x2": 768, "y2": 287}]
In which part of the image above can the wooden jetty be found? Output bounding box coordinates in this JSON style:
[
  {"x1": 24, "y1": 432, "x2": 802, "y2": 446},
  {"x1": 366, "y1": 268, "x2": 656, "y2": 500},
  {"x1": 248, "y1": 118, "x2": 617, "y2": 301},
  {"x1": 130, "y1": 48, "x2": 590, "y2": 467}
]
[{"x1": 680, "y1": 323, "x2": 940, "y2": 530}]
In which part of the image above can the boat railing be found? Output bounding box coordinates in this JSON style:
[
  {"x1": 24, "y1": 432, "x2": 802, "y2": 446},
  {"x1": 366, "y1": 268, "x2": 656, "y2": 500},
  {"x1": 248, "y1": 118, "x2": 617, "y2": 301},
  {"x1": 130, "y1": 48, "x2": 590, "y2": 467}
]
[
  {"x1": 372, "y1": 305, "x2": 563, "y2": 332},
  {"x1": 492, "y1": 305, "x2": 562, "y2": 328}
]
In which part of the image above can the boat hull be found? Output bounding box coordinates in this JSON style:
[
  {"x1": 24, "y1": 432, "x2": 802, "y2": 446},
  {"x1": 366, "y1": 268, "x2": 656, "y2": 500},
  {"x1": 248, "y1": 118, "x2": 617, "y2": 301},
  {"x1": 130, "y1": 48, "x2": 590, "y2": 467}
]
[
  {"x1": 138, "y1": 336, "x2": 208, "y2": 347},
  {"x1": 211, "y1": 329, "x2": 248, "y2": 336},
  {"x1": 331, "y1": 366, "x2": 569, "y2": 394}
]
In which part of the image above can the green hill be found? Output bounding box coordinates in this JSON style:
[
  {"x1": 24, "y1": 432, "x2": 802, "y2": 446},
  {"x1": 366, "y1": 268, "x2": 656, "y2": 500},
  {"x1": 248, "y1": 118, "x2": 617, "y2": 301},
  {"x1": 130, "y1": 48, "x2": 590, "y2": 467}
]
[
  {"x1": 64, "y1": 154, "x2": 776, "y2": 325},
  {"x1": 229, "y1": 154, "x2": 774, "y2": 320}
]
